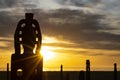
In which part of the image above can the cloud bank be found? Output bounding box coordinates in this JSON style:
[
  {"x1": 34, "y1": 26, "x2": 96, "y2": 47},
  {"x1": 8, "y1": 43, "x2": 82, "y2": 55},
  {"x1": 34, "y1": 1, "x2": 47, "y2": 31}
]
[{"x1": 0, "y1": 0, "x2": 120, "y2": 56}]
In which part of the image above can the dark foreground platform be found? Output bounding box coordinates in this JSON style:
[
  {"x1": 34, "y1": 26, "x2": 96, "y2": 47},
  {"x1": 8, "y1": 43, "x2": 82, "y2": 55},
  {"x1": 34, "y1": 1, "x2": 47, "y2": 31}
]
[{"x1": 0, "y1": 71, "x2": 120, "y2": 80}]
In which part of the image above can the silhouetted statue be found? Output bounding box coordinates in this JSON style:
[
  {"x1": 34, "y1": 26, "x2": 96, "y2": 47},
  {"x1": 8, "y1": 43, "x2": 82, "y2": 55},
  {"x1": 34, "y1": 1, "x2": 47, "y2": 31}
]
[
  {"x1": 14, "y1": 13, "x2": 42, "y2": 54},
  {"x1": 60, "y1": 64, "x2": 63, "y2": 80},
  {"x1": 86, "y1": 60, "x2": 90, "y2": 80},
  {"x1": 11, "y1": 13, "x2": 43, "y2": 80},
  {"x1": 114, "y1": 63, "x2": 117, "y2": 80}
]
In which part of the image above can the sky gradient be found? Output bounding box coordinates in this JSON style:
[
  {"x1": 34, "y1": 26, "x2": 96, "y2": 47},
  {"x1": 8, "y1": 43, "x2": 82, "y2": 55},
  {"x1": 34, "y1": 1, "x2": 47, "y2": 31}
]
[{"x1": 0, "y1": 0, "x2": 120, "y2": 71}]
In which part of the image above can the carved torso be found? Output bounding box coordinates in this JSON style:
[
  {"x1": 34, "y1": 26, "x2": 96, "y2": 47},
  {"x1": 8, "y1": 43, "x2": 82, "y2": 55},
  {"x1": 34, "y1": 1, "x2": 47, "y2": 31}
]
[{"x1": 14, "y1": 17, "x2": 42, "y2": 54}]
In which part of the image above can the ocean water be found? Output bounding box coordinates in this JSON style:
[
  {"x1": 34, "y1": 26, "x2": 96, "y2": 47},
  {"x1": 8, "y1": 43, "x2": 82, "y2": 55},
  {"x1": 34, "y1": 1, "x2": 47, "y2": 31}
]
[{"x1": 0, "y1": 71, "x2": 120, "y2": 80}]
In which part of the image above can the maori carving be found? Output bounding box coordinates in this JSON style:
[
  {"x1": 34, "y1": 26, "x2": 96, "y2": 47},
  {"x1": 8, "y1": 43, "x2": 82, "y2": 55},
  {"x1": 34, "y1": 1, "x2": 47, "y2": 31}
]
[{"x1": 14, "y1": 13, "x2": 42, "y2": 54}]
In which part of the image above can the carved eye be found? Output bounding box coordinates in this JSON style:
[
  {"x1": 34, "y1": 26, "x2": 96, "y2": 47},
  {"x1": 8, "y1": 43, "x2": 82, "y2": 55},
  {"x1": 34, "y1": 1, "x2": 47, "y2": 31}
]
[
  {"x1": 36, "y1": 30, "x2": 38, "y2": 34},
  {"x1": 36, "y1": 37, "x2": 38, "y2": 41},
  {"x1": 21, "y1": 23, "x2": 25, "y2": 28},
  {"x1": 19, "y1": 31, "x2": 22, "y2": 35},
  {"x1": 19, "y1": 37, "x2": 22, "y2": 41},
  {"x1": 32, "y1": 24, "x2": 35, "y2": 28}
]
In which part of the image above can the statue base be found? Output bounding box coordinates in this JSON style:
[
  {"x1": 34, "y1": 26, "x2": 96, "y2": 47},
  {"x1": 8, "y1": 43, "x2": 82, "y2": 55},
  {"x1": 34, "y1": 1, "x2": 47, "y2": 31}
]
[{"x1": 11, "y1": 54, "x2": 43, "y2": 80}]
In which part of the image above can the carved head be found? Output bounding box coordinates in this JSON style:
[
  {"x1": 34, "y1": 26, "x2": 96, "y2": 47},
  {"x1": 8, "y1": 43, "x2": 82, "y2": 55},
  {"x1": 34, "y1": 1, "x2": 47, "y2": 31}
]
[{"x1": 25, "y1": 13, "x2": 33, "y2": 20}]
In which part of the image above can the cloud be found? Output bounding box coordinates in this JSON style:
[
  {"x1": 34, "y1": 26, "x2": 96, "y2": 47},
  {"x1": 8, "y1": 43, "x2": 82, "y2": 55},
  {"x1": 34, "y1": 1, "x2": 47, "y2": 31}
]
[
  {"x1": 0, "y1": 0, "x2": 120, "y2": 70},
  {"x1": 0, "y1": 0, "x2": 17, "y2": 8},
  {"x1": 0, "y1": 0, "x2": 120, "y2": 57},
  {"x1": 0, "y1": 12, "x2": 18, "y2": 37},
  {"x1": 55, "y1": 0, "x2": 100, "y2": 7},
  {"x1": 35, "y1": 9, "x2": 120, "y2": 51},
  {"x1": 0, "y1": 8, "x2": 120, "y2": 52}
]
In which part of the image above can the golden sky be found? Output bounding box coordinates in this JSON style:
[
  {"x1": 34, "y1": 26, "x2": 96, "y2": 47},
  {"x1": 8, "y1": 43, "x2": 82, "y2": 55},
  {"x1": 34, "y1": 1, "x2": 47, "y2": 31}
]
[{"x1": 0, "y1": 35, "x2": 120, "y2": 71}]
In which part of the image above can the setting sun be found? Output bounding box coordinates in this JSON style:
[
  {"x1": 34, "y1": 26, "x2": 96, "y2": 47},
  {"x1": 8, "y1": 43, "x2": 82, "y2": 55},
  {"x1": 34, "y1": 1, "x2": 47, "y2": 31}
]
[{"x1": 40, "y1": 46, "x2": 55, "y2": 61}]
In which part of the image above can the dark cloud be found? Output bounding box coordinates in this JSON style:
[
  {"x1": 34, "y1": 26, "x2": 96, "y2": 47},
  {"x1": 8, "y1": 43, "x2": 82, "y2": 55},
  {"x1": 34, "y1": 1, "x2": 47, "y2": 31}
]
[
  {"x1": 0, "y1": 0, "x2": 17, "y2": 8},
  {"x1": 55, "y1": 0, "x2": 100, "y2": 7},
  {"x1": 0, "y1": 8, "x2": 120, "y2": 51},
  {"x1": 0, "y1": 12, "x2": 20, "y2": 37},
  {"x1": 36, "y1": 9, "x2": 120, "y2": 50}
]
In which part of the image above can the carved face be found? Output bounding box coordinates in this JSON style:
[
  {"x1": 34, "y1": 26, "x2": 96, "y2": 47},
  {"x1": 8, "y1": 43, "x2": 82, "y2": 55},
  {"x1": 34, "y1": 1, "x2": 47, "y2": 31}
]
[{"x1": 25, "y1": 13, "x2": 33, "y2": 20}]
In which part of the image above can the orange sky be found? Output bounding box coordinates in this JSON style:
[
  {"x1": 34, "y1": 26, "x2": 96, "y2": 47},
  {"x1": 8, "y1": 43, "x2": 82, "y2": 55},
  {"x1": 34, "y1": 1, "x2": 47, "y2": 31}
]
[{"x1": 0, "y1": 36, "x2": 120, "y2": 71}]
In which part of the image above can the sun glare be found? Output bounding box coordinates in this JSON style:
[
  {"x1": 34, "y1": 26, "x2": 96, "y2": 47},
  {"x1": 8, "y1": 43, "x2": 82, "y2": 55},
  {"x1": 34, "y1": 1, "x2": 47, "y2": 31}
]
[{"x1": 40, "y1": 46, "x2": 55, "y2": 61}]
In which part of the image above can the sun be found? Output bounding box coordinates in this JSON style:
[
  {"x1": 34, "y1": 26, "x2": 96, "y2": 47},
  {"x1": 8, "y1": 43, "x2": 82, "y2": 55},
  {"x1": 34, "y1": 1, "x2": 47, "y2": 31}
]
[{"x1": 40, "y1": 46, "x2": 55, "y2": 61}]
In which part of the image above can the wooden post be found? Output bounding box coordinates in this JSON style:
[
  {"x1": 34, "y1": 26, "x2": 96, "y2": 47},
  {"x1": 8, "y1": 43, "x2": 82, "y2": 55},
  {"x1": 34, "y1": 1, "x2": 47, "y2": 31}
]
[
  {"x1": 60, "y1": 64, "x2": 63, "y2": 80},
  {"x1": 7, "y1": 63, "x2": 9, "y2": 80},
  {"x1": 114, "y1": 63, "x2": 117, "y2": 80}
]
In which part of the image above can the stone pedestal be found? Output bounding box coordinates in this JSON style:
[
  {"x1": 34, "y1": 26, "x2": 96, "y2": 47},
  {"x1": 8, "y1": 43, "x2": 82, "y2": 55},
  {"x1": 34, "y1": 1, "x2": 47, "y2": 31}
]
[{"x1": 11, "y1": 54, "x2": 43, "y2": 80}]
